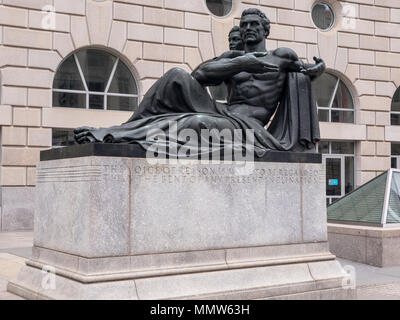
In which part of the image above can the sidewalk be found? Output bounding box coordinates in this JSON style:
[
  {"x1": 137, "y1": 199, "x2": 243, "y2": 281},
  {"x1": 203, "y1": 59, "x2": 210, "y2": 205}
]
[
  {"x1": 338, "y1": 258, "x2": 400, "y2": 299},
  {"x1": 0, "y1": 232, "x2": 32, "y2": 300},
  {"x1": 1, "y1": 231, "x2": 400, "y2": 300}
]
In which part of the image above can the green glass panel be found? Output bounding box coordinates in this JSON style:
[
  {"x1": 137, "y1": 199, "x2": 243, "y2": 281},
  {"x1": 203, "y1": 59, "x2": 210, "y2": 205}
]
[
  {"x1": 327, "y1": 172, "x2": 387, "y2": 224},
  {"x1": 387, "y1": 172, "x2": 400, "y2": 223}
]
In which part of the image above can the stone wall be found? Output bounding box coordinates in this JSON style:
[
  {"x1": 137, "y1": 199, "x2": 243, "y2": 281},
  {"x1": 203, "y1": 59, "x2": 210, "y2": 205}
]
[
  {"x1": 1, "y1": 0, "x2": 400, "y2": 229},
  {"x1": 328, "y1": 223, "x2": 400, "y2": 267}
]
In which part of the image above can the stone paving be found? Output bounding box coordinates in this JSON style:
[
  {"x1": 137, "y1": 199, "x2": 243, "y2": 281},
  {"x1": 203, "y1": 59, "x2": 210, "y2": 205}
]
[
  {"x1": 0, "y1": 232, "x2": 32, "y2": 300},
  {"x1": 1, "y1": 232, "x2": 400, "y2": 300},
  {"x1": 338, "y1": 258, "x2": 400, "y2": 300}
]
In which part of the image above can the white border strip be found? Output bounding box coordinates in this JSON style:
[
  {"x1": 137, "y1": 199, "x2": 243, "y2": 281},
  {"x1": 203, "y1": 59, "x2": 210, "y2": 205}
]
[{"x1": 381, "y1": 169, "x2": 393, "y2": 225}]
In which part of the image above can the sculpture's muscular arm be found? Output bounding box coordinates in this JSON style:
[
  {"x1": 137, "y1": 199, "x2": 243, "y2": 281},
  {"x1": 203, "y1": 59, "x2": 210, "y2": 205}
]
[
  {"x1": 273, "y1": 47, "x2": 326, "y2": 80},
  {"x1": 190, "y1": 50, "x2": 243, "y2": 86},
  {"x1": 192, "y1": 52, "x2": 280, "y2": 86},
  {"x1": 215, "y1": 50, "x2": 244, "y2": 60},
  {"x1": 272, "y1": 48, "x2": 303, "y2": 72}
]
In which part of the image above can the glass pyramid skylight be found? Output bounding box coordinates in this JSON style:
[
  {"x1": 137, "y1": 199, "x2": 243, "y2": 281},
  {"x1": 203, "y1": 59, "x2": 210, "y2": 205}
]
[{"x1": 327, "y1": 169, "x2": 400, "y2": 226}]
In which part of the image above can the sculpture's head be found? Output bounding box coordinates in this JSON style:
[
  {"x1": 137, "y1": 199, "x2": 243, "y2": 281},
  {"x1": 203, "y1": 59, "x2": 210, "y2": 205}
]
[
  {"x1": 229, "y1": 26, "x2": 244, "y2": 50},
  {"x1": 228, "y1": 26, "x2": 244, "y2": 50},
  {"x1": 240, "y1": 8, "x2": 271, "y2": 45}
]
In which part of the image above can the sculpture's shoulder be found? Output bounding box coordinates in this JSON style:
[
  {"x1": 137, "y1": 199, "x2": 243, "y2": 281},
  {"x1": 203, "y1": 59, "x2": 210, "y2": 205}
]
[{"x1": 272, "y1": 47, "x2": 299, "y2": 62}]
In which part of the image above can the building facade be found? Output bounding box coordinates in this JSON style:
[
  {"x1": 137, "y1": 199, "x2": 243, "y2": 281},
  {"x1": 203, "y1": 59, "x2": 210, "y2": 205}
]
[{"x1": 1, "y1": 0, "x2": 400, "y2": 231}]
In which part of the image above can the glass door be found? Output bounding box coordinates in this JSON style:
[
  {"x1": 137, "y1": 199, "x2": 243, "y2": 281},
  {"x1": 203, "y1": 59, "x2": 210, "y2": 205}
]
[
  {"x1": 318, "y1": 141, "x2": 355, "y2": 206},
  {"x1": 324, "y1": 156, "x2": 343, "y2": 205}
]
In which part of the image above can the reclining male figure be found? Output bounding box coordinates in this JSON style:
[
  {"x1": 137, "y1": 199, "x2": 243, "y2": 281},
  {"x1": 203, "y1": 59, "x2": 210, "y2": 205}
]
[{"x1": 75, "y1": 8, "x2": 324, "y2": 156}]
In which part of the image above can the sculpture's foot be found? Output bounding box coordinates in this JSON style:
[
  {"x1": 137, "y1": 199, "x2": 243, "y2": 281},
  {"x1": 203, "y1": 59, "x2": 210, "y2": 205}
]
[{"x1": 103, "y1": 134, "x2": 115, "y2": 143}]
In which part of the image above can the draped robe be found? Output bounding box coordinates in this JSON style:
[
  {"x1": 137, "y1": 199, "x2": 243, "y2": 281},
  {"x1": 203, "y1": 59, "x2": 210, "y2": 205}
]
[{"x1": 87, "y1": 68, "x2": 320, "y2": 158}]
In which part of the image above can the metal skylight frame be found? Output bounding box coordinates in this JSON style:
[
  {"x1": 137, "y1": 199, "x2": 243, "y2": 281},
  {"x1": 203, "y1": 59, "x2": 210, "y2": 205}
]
[{"x1": 381, "y1": 169, "x2": 400, "y2": 228}]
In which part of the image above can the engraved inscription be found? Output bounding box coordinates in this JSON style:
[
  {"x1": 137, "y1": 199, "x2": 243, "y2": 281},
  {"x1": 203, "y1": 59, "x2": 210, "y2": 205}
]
[
  {"x1": 102, "y1": 165, "x2": 129, "y2": 182},
  {"x1": 132, "y1": 164, "x2": 323, "y2": 185}
]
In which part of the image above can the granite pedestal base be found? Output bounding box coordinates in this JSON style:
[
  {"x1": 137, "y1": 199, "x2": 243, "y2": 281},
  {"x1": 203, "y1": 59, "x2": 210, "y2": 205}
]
[
  {"x1": 8, "y1": 145, "x2": 354, "y2": 299},
  {"x1": 328, "y1": 223, "x2": 400, "y2": 267}
]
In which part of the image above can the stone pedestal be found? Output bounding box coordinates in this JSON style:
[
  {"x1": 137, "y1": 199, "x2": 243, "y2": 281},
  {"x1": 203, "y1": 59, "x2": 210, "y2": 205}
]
[
  {"x1": 8, "y1": 144, "x2": 355, "y2": 299},
  {"x1": 328, "y1": 223, "x2": 400, "y2": 267}
]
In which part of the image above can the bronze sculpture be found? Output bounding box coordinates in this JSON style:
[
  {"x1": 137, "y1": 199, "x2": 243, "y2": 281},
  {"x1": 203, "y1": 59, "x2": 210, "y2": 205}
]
[
  {"x1": 229, "y1": 25, "x2": 244, "y2": 51},
  {"x1": 75, "y1": 8, "x2": 325, "y2": 158},
  {"x1": 207, "y1": 26, "x2": 243, "y2": 104}
]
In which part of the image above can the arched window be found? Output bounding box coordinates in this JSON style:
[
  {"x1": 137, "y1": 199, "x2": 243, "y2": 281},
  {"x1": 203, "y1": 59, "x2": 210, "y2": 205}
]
[
  {"x1": 314, "y1": 72, "x2": 354, "y2": 123},
  {"x1": 53, "y1": 48, "x2": 139, "y2": 111},
  {"x1": 391, "y1": 87, "x2": 400, "y2": 125}
]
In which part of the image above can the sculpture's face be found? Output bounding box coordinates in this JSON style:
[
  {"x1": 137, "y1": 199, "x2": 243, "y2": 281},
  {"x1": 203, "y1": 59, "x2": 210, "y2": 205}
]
[
  {"x1": 229, "y1": 31, "x2": 244, "y2": 50},
  {"x1": 239, "y1": 14, "x2": 266, "y2": 45}
]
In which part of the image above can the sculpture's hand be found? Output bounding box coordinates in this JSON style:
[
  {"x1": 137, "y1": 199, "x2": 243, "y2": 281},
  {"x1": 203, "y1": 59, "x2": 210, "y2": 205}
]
[
  {"x1": 300, "y1": 56, "x2": 326, "y2": 79},
  {"x1": 237, "y1": 52, "x2": 280, "y2": 74},
  {"x1": 74, "y1": 126, "x2": 96, "y2": 144}
]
